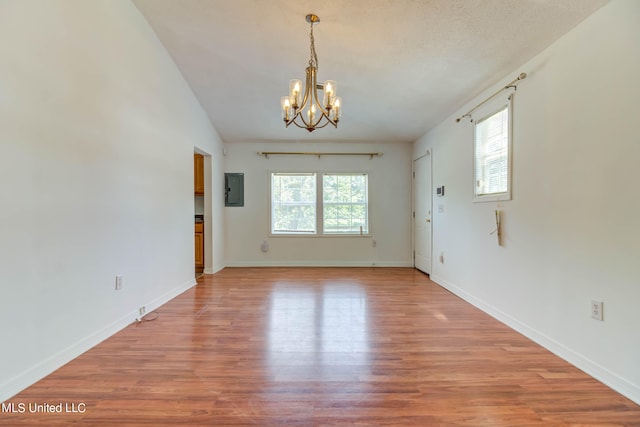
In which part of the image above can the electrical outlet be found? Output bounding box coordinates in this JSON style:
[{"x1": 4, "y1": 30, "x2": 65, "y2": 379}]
[
  {"x1": 139, "y1": 306, "x2": 146, "y2": 317},
  {"x1": 115, "y1": 276, "x2": 123, "y2": 290},
  {"x1": 591, "y1": 300, "x2": 603, "y2": 321}
]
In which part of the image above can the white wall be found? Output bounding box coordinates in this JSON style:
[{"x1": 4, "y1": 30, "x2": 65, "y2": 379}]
[
  {"x1": 414, "y1": 0, "x2": 640, "y2": 404},
  {"x1": 0, "y1": 0, "x2": 224, "y2": 401},
  {"x1": 198, "y1": 147, "x2": 226, "y2": 274},
  {"x1": 224, "y1": 141, "x2": 413, "y2": 267}
]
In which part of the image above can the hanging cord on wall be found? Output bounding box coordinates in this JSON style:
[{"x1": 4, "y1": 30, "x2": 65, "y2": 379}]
[
  {"x1": 135, "y1": 311, "x2": 159, "y2": 325},
  {"x1": 489, "y1": 202, "x2": 503, "y2": 246}
]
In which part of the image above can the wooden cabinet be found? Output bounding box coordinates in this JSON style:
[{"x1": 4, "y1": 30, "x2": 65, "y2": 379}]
[
  {"x1": 194, "y1": 154, "x2": 204, "y2": 195},
  {"x1": 195, "y1": 222, "x2": 204, "y2": 269}
]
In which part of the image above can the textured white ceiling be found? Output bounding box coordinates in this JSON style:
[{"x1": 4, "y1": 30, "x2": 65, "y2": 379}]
[{"x1": 132, "y1": 0, "x2": 608, "y2": 143}]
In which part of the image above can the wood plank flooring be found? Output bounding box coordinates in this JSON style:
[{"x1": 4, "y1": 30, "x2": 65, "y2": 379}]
[{"x1": 3, "y1": 268, "x2": 640, "y2": 426}]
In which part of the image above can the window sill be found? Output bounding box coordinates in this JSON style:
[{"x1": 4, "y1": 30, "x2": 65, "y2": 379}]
[
  {"x1": 268, "y1": 233, "x2": 372, "y2": 238},
  {"x1": 473, "y1": 192, "x2": 511, "y2": 203}
]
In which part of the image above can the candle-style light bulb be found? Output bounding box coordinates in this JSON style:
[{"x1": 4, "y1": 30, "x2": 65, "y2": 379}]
[
  {"x1": 323, "y1": 80, "x2": 336, "y2": 109},
  {"x1": 332, "y1": 97, "x2": 342, "y2": 121},
  {"x1": 281, "y1": 96, "x2": 291, "y2": 121},
  {"x1": 308, "y1": 104, "x2": 316, "y2": 124},
  {"x1": 289, "y1": 79, "x2": 302, "y2": 108}
]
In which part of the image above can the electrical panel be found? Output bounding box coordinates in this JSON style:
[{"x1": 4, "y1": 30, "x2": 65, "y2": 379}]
[{"x1": 225, "y1": 173, "x2": 244, "y2": 207}]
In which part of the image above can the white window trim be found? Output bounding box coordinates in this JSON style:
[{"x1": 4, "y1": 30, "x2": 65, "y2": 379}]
[
  {"x1": 269, "y1": 172, "x2": 317, "y2": 235},
  {"x1": 472, "y1": 96, "x2": 513, "y2": 203},
  {"x1": 268, "y1": 171, "x2": 372, "y2": 237},
  {"x1": 322, "y1": 172, "x2": 369, "y2": 236}
]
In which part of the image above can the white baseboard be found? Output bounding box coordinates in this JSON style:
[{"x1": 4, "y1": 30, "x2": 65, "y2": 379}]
[
  {"x1": 224, "y1": 261, "x2": 413, "y2": 268},
  {"x1": 137, "y1": 277, "x2": 197, "y2": 320},
  {"x1": 204, "y1": 263, "x2": 225, "y2": 274},
  {"x1": 0, "y1": 311, "x2": 133, "y2": 403},
  {"x1": 430, "y1": 274, "x2": 640, "y2": 406},
  {"x1": 0, "y1": 277, "x2": 197, "y2": 403}
]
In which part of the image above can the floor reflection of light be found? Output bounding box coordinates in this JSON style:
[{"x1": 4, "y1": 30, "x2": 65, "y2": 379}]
[
  {"x1": 267, "y1": 282, "x2": 370, "y2": 382},
  {"x1": 268, "y1": 286, "x2": 316, "y2": 354},
  {"x1": 433, "y1": 311, "x2": 449, "y2": 322}
]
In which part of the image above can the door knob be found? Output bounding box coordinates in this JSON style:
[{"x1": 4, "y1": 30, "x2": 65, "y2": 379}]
[{"x1": 426, "y1": 219, "x2": 431, "y2": 223}]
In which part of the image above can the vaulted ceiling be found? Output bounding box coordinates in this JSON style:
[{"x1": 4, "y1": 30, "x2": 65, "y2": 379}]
[{"x1": 133, "y1": 0, "x2": 608, "y2": 143}]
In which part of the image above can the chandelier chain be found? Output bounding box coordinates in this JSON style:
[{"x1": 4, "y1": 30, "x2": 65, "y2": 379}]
[{"x1": 308, "y1": 21, "x2": 318, "y2": 69}]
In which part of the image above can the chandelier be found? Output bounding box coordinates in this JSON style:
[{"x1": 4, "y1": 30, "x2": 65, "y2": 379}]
[{"x1": 281, "y1": 14, "x2": 342, "y2": 132}]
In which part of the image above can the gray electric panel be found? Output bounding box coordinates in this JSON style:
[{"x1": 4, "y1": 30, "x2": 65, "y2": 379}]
[{"x1": 225, "y1": 173, "x2": 244, "y2": 207}]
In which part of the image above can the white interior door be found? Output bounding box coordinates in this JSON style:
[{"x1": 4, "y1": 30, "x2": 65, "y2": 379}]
[{"x1": 414, "y1": 152, "x2": 432, "y2": 274}]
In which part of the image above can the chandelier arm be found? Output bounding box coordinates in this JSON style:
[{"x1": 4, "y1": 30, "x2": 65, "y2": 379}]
[
  {"x1": 320, "y1": 110, "x2": 338, "y2": 127},
  {"x1": 289, "y1": 120, "x2": 310, "y2": 130},
  {"x1": 288, "y1": 110, "x2": 337, "y2": 130},
  {"x1": 309, "y1": 66, "x2": 332, "y2": 120},
  {"x1": 309, "y1": 101, "x2": 332, "y2": 127},
  {"x1": 313, "y1": 98, "x2": 332, "y2": 116},
  {"x1": 298, "y1": 112, "x2": 311, "y2": 128},
  {"x1": 312, "y1": 119, "x2": 333, "y2": 129},
  {"x1": 298, "y1": 66, "x2": 314, "y2": 115},
  {"x1": 306, "y1": 103, "x2": 337, "y2": 129}
]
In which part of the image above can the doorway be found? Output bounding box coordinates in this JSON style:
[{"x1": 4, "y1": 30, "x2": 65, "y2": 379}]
[
  {"x1": 194, "y1": 149, "x2": 213, "y2": 278},
  {"x1": 413, "y1": 151, "x2": 432, "y2": 274},
  {"x1": 194, "y1": 153, "x2": 205, "y2": 277}
]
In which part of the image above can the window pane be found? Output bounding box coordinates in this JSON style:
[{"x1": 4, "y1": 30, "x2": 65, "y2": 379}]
[
  {"x1": 475, "y1": 105, "x2": 509, "y2": 197},
  {"x1": 271, "y1": 173, "x2": 316, "y2": 234},
  {"x1": 322, "y1": 174, "x2": 368, "y2": 234}
]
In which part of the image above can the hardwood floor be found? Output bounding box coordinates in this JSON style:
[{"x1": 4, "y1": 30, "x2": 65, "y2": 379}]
[{"x1": 4, "y1": 268, "x2": 639, "y2": 426}]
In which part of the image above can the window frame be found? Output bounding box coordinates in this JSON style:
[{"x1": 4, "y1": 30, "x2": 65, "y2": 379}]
[
  {"x1": 268, "y1": 171, "x2": 371, "y2": 237},
  {"x1": 472, "y1": 97, "x2": 513, "y2": 203},
  {"x1": 322, "y1": 173, "x2": 369, "y2": 235},
  {"x1": 270, "y1": 172, "x2": 317, "y2": 235}
]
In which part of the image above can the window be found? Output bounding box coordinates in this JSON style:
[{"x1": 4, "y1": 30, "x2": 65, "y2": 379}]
[
  {"x1": 323, "y1": 174, "x2": 368, "y2": 234},
  {"x1": 270, "y1": 172, "x2": 369, "y2": 235},
  {"x1": 271, "y1": 173, "x2": 316, "y2": 234},
  {"x1": 474, "y1": 101, "x2": 511, "y2": 201}
]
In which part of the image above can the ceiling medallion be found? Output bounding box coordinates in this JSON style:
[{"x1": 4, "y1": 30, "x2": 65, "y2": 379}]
[{"x1": 281, "y1": 14, "x2": 341, "y2": 132}]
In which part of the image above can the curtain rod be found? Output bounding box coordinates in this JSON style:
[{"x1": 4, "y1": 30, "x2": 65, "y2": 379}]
[
  {"x1": 257, "y1": 151, "x2": 383, "y2": 159},
  {"x1": 456, "y1": 72, "x2": 527, "y2": 123}
]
